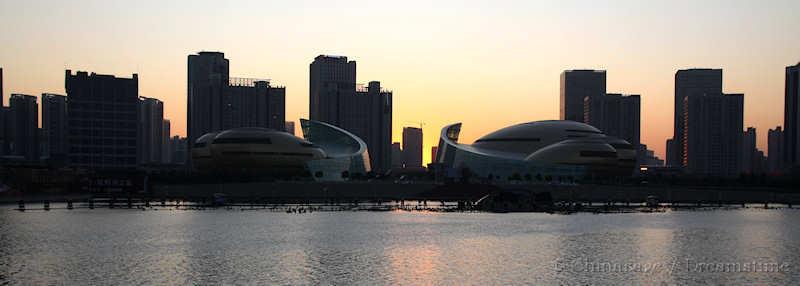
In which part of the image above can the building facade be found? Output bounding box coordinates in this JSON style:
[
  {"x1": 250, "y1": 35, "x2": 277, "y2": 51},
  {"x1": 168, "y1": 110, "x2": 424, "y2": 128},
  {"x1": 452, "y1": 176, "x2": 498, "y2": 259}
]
[
  {"x1": 402, "y1": 127, "x2": 423, "y2": 168},
  {"x1": 9, "y1": 94, "x2": 39, "y2": 161},
  {"x1": 740, "y1": 127, "x2": 757, "y2": 174},
  {"x1": 560, "y1": 70, "x2": 606, "y2": 122},
  {"x1": 785, "y1": 63, "x2": 800, "y2": 169},
  {"x1": 671, "y1": 69, "x2": 723, "y2": 167},
  {"x1": 768, "y1": 126, "x2": 783, "y2": 173},
  {"x1": 682, "y1": 93, "x2": 743, "y2": 176},
  {"x1": 66, "y1": 70, "x2": 139, "y2": 169},
  {"x1": 41, "y1": 93, "x2": 68, "y2": 161},
  {"x1": 309, "y1": 55, "x2": 392, "y2": 172},
  {"x1": 138, "y1": 97, "x2": 163, "y2": 164},
  {"x1": 584, "y1": 93, "x2": 641, "y2": 149}
]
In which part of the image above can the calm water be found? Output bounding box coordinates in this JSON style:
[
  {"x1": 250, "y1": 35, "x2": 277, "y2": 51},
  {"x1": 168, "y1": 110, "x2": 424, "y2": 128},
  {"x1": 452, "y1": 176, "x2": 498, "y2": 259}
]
[{"x1": 1, "y1": 206, "x2": 799, "y2": 285}]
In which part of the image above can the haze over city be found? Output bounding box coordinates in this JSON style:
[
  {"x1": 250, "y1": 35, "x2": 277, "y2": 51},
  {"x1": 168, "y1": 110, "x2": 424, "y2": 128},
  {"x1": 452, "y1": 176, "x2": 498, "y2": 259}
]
[{"x1": 1, "y1": 0, "x2": 799, "y2": 165}]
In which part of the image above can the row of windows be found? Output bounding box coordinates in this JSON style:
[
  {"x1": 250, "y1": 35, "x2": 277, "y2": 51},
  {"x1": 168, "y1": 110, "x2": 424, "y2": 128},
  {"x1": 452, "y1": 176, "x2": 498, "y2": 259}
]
[
  {"x1": 69, "y1": 120, "x2": 137, "y2": 128},
  {"x1": 69, "y1": 130, "x2": 137, "y2": 137},
  {"x1": 68, "y1": 112, "x2": 138, "y2": 120},
  {"x1": 70, "y1": 138, "x2": 137, "y2": 146},
  {"x1": 70, "y1": 156, "x2": 137, "y2": 165},
  {"x1": 70, "y1": 147, "x2": 137, "y2": 154}
]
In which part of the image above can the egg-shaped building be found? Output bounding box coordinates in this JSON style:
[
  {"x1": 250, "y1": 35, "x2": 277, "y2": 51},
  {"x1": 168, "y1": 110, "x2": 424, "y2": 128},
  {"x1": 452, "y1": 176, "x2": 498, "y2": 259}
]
[{"x1": 434, "y1": 120, "x2": 636, "y2": 182}]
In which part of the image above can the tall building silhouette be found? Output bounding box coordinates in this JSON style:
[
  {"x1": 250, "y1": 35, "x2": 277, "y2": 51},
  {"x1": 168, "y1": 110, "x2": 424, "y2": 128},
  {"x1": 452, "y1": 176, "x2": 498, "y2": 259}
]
[
  {"x1": 784, "y1": 63, "x2": 800, "y2": 169},
  {"x1": 0, "y1": 67, "x2": 4, "y2": 105},
  {"x1": 402, "y1": 127, "x2": 423, "y2": 168},
  {"x1": 162, "y1": 119, "x2": 171, "y2": 164},
  {"x1": 768, "y1": 126, "x2": 783, "y2": 173},
  {"x1": 740, "y1": 127, "x2": 757, "y2": 174},
  {"x1": 41, "y1": 93, "x2": 68, "y2": 161},
  {"x1": 309, "y1": 55, "x2": 356, "y2": 123},
  {"x1": 188, "y1": 52, "x2": 229, "y2": 148},
  {"x1": 682, "y1": 93, "x2": 743, "y2": 176},
  {"x1": 285, "y1": 121, "x2": 295, "y2": 136},
  {"x1": 670, "y1": 69, "x2": 722, "y2": 167},
  {"x1": 584, "y1": 93, "x2": 641, "y2": 149},
  {"x1": 139, "y1": 97, "x2": 163, "y2": 164},
  {"x1": 0, "y1": 67, "x2": 6, "y2": 156},
  {"x1": 309, "y1": 56, "x2": 393, "y2": 172},
  {"x1": 187, "y1": 52, "x2": 286, "y2": 162},
  {"x1": 8, "y1": 94, "x2": 39, "y2": 161},
  {"x1": 66, "y1": 70, "x2": 139, "y2": 169},
  {"x1": 391, "y1": 142, "x2": 402, "y2": 169},
  {"x1": 560, "y1": 70, "x2": 606, "y2": 122}
]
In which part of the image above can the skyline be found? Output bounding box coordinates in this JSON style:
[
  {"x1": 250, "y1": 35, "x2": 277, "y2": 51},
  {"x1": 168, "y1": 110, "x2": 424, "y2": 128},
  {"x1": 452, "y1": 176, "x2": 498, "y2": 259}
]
[{"x1": 2, "y1": 1, "x2": 799, "y2": 164}]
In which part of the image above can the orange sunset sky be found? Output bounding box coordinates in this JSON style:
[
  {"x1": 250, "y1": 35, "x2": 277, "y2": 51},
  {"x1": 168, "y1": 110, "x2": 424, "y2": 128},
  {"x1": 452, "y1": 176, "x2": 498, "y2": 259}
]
[{"x1": 1, "y1": 0, "x2": 798, "y2": 164}]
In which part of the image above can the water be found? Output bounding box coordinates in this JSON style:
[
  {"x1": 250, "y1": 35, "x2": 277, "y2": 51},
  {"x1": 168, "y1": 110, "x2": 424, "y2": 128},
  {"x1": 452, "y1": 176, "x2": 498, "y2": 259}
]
[{"x1": 1, "y1": 206, "x2": 799, "y2": 285}]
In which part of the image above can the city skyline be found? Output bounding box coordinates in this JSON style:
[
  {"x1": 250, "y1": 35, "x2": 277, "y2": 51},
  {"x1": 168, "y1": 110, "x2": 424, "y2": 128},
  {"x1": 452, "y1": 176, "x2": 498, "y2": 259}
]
[{"x1": 1, "y1": 1, "x2": 799, "y2": 164}]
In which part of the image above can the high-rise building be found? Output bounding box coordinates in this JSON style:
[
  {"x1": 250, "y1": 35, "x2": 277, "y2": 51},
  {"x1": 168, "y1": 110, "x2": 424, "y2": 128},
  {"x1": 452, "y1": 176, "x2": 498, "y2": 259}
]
[
  {"x1": 285, "y1": 121, "x2": 295, "y2": 136},
  {"x1": 309, "y1": 55, "x2": 357, "y2": 123},
  {"x1": 8, "y1": 94, "x2": 39, "y2": 161},
  {"x1": 0, "y1": 67, "x2": 4, "y2": 105},
  {"x1": 665, "y1": 138, "x2": 676, "y2": 167},
  {"x1": 309, "y1": 55, "x2": 393, "y2": 172},
  {"x1": 0, "y1": 67, "x2": 6, "y2": 156},
  {"x1": 784, "y1": 63, "x2": 800, "y2": 169},
  {"x1": 138, "y1": 97, "x2": 163, "y2": 164},
  {"x1": 671, "y1": 69, "x2": 723, "y2": 167},
  {"x1": 188, "y1": 52, "x2": 286, "y2": 163},
  {"x1": 560, "y1": 70, "x2": 606, "y2": 122},
  {"x1": 768, "y1": 126, "x2": 784, "y2": 173},
  {"x1": 740, "y1": 127, "x2": 757, "y2": 174},
  {"x1": 169, "y1": 136, "x2": 188, "y2": 165},
  {"x1": 391, "y1": 142, "x2": 402, "y2": 169},
  {"x1": 225, "y1": 78, "x2": 285, "y2": 131},
  {"x1": 682, "y1": 93, "x2": 743, "y2": 176},
  {"x1": 41, "y1": 93, "x2": 68, "y2": 161},
  {"x1": 584, "y1": 93, "x2": 641, "y2": 148},
  {"x1": 162, "y1": 119, "x2": 171, "y2": 164},
  {"x1": 66, "y1": 70, "x2": 139, "y2": 169},
  {"x1": 187, "y1": 52, "x2": 229, "y2": 148},
  {"x1": 402, "y1": 127, "x2": 423, "y2": 168}
]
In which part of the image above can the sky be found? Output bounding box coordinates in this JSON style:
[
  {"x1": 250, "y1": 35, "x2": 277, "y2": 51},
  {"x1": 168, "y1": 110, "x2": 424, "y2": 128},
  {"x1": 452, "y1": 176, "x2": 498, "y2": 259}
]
[{"x1": 1, "y1": 0, "x2": 798, "y2": 164}]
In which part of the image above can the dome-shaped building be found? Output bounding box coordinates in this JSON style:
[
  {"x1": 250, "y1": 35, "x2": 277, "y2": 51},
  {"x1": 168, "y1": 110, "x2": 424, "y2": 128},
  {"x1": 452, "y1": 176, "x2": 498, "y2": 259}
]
[{"x1": 434, "y1": 120, "x2": 636, "y2": 182}]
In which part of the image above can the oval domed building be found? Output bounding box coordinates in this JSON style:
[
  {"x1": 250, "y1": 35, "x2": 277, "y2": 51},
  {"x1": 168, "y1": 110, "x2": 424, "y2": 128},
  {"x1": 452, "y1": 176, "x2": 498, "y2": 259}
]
[{"x1": 434, "y1": 120, "x2": 636, "y2": 182}]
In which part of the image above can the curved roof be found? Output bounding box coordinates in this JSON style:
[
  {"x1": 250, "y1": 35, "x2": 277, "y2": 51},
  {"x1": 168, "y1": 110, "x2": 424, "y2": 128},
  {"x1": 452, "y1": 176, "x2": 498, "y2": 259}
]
[
  {"x1": 471, "y1": 120, "x2": 605, "y2": 155},
  {"x1": 300, "y1": 119, "x2": 369, "y2": 159}
]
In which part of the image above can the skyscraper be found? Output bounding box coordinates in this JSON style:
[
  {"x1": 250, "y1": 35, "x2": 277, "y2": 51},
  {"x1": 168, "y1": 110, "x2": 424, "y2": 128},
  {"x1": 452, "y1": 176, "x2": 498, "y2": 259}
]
[
  {"x1": 431, "y1": 146, "x2": 438, "y2": 166},
  {"x1": 188, "y1": 52, "x2": 286, "y2": 161},
  {"x1": 162, "y1": 119, "x2": 171, "y2": 164},
  {"x1": 188, "y1": 52, "x2": 229, "y2": 149},
  {"x1": 560, "y1": 70, "x2": 606, "y2": 122},
  {"x1": 309, "y1": 55, "x2": 356, "y2": 123},
  {"x1": 402, "y1": 127, "x2": 423, "y2": 168},
  {"x1": 784, "y1": 63, "x2": 800, "y2": 169},
  {"x1": 740, "y1": 127, "x2": 757, "y2": 174},
  {"x1": 682, "y1": 93, "x2": 743, "y2": 176},
  {"x1": 0, "y1": 67, "x2": 4, "y2": 105},
  {"x1": 41, "y1": 93, "x2": 68, "y2": 161},
  {"x1": 768, "y1": 126, "x2": 784, "y2": 173},
  {"x1": 309, "y1": 56, "x2": 393, "y2": 172},
  {"x1": 138, "y1": 97, "x2": 163, "y2": 164},
  {"x1": 584, "y1": 93, "x2": 641, "y2": 148},
  {"x1": 391, "y1": 142, "x2": 402, "y2": 169},
  {"x1": 0, "y1": 67, "x2": 6, "y2": 156},
  {"x1": 671, "y1": 69, "x2": 723, "y2": 167},
  {"x1": 66, "y1": 70, "x2": 139, "y2": 169},
  {"x1": 285, "y1": 121, "x2": 295, "y2": 136},
  {"x1": 8, "y1": 94, "x2": 39, "y2": 161}
]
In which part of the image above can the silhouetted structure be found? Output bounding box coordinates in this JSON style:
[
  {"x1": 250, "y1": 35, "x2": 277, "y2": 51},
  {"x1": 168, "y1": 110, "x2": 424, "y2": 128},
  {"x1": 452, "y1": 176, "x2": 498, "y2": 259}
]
[
  {"x1": 391, "y1": 142, "x2": 402, "y2": 168},
  {"x1": 785, "y1": 63, "x2": 800, "y2": 169},
  {"x1": 431, "y1": 146, "x2": 438, "y2": 165},
  {"x1": 402, "y1": 127, "x2": 423, "y2": 168},
  {"x1": 169, "y1": 136, "x2": 187, "y2": 165},
  {"x1": 0, "y1": 68, "x2": 7, "y2": 156},
  {"x1": 0, "y1": 67, "x2": 4, "y2": 105},
  {"x1": 66, "y1": 70, "x2": 139, "y2": 169},
  {"x1": 682, "y1": 93, "x2": 743, "y2": 176},
  {"x1": 584, "y1": 93, "x2": 640, "y2": 150},
  {"x1": 638, "y1": 144, "x2": 664, "y2": 166},
  {"x1": 8, "y1": 94, "x2": 39, "y2": 161},
  {"x1": 670, "y1": 69, "x2": 722, "y2": 167},
  {"x1": 41, "y1": 93, "x2": 68, "y2": 162},
  {"x1": 309, "y1": 55, "x2": 392, "y2": 172},
  {"x1": 285, "y1": 121, "x2": 295, "y2": 136},
  {"x1": 740, "y1": 127, "x2": 758, "y2": 174},
  {"x1": 162, "y1": 119, "x2": 171, "y2": 163},
  {"x1": 560, "y1": 70, "x2": 606, "y2": 122},
  {"x1": 187, "y1": 52, "x2": 286, "y2": 165},
  {"x1": 139, "y1": 97, "x2": 163, "y2": 164},
  {"x1": 768, "y1": 126, "x2": 784, "y2": 173}
]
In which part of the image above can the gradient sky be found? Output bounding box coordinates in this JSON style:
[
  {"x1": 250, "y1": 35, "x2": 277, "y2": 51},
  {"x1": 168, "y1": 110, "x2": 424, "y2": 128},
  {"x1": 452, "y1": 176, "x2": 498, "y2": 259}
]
[{"x1": 1, "y1": 0, "x2": 798, "y2": 164}]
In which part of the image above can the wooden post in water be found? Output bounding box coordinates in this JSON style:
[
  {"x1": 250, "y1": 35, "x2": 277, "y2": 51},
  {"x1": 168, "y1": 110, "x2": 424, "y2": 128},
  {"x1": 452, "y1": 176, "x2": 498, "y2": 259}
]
[
  {"x1": 67, "y1": 200, "x2": 73, "y2": 210},
  {"x1": 43, "y1": 200, "x2": 50, "y2": 211},
  {"x1": 17, "y1": 200, "x2": 24, "y2": 212},
  {"x1": 88, "y1": 199, "x2": 94, "y2": 209}
]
